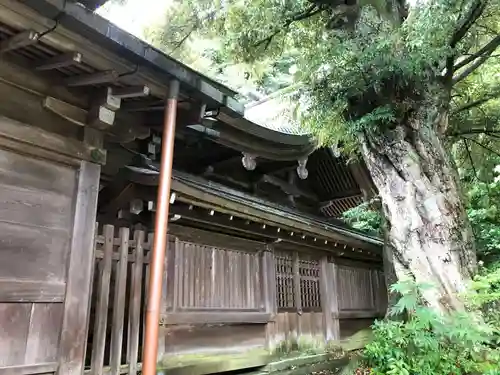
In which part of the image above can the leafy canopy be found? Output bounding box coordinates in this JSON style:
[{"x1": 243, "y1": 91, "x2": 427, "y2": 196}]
[{"x1": 147, "y1": 0, "x2": 500, "y2": 153}]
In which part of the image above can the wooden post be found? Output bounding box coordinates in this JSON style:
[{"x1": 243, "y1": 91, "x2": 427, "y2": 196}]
[
  {"x1": 128, "y1": 230, "x2": 145, "y2": 375},
  {"x1": 292, "y1": 251, "x2": 302, "y2": 338},
  {"x1": 58, "y1": 161, "x2": 100, "y2": 375},
  {"x1": 319, "y1": 256, "x2": 336, "y2": 342},
  {"x1": 262, "y1": 244, "x2": 277, "y2": 350},
  {"x1": 110, "y1": 227, "x2": 130, "y2": 375},
  {"x1": 90, "y1": 225, "x2": 114, "y2": 375},
  {"x1": 330, "y1": 261, "x2": 341, "y2": 340}
]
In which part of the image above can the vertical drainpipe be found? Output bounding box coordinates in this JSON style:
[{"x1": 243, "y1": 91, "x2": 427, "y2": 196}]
[{"x1": 142, "y1": 79, "x2": 179, "y2": 375}]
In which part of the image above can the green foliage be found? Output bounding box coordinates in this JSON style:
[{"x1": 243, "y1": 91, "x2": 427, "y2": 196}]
[
  {"x1": 468, "y1": 264, "x2": 500, "y2": 329},
  {"x1": 342, "y1": 201, "x2": 383, "y2": 236},
  {"x1": 363, "y1": 279, "x2": 500, "y2": 375},
  {"x1": 467, "y1": 177, "x2": 500, "y2": 264}
]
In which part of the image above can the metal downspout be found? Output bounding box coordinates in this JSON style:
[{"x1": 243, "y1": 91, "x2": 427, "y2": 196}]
[{"x1": 142, "y1": 79, "x2": 179, "y2": 375}]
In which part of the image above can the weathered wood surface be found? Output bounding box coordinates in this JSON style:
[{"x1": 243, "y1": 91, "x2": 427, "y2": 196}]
[
  {"x1": 90, "y1": 225, "x2": 114, "y2": 375},
  {"x1": 0, "y1": 280, "x2": 65, "y2": 303},
  {"x1": 171, "y1": 239, "x2": 263, "y2": 311},
  {"x1": 85, "y1": 224, "x2": 386, "y2": 374},
  {"x1": 337, "y1": 265, "x2": 379, "y2": 312},
  {"x1": 0, "y1": 146, "x2": 83, "y2": 370},
  {"x1": 0, "y1": 363, "x2": 59, "y2": 375},
  {"x1": 127, "y1": 231, "x2": 144, "y2": 375},
  {"x1": 58, "y1": 161, "x2": 100, "y2": 375},
  {"x1": 25, "y1": 304, "x2": 64, "y2": 364},
  {"x1": 0, "y1": 114, "x2": 105, "y2": 166},
  {"x1": 110, "y1": 228, "x2": 129, "y2": 375}
]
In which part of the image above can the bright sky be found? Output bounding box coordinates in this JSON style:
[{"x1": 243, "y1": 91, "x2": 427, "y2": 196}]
[{"x1": 97, "y1": 0, "x2": 172, "y2": 40}]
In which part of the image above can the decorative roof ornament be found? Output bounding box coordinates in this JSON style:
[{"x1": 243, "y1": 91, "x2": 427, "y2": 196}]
[
  {"x1": 242, "y1": 153, "x2": 257, "y2": 171},
  {"x1": 297, "y1": 158, "x2": 308, "y2": 180}
]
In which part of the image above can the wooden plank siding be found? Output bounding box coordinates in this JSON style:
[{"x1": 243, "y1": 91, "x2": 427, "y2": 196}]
[
  {"x1": 0, "y1": 115, "x2": 101, "y2": 375},
  {"x1": 85, "y1": 224, "x2": 387, "y2": 375},
  {"x1": 0, "y1": 146, "x2": 76, "y2": 370}
]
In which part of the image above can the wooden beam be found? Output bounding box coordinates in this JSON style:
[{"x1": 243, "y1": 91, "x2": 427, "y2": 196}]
[
  {"x1": 0, "y1": 54, "x2": 87, "y2": 108},
  {"x1": 167, "y1": 175, "x2": 383, "y2": 252},
  {"x1": 42, "y1": 96, "x2": 87, "y2": 126},
  {"x1": 112, "y1": 85, "x2": 150, "y2": 99},
  {"x1": 0, "y1": 30, "x2": 39, "y2": 53},
  {"x1": 168, "y1": 204, "x2": 380, "y2": 262},
  {"x1": 348, "y1": 161, "x2": 377, "y2": 200},
  {"x1": 159, "y1": 312, "x2": 271, "y2": 325},
  {"x1": 0, "y1": 363, "x2": 58, "y2": 375},
  {"x1": 0, "y1": 280, "x2": 65, "y2": 303},
  {"x1": 35, "y1": 51, "x2": 82, "y2": 71},
  {"x1": 0, "y1": 115, "x2": 106, "y2": 166},
  {"x1": 260, "y1": 174, "x2": 317, "y2": 200},
  {"x1": 58, "y1": 161, "x2": 101, "y2": 375},
  {"x1": 64, "y1": 70, "x2": 119, "y2": 87}
]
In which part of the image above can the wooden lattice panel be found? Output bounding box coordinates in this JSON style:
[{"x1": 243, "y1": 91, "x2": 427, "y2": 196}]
[
  {"x1": 299, "y1": 258, "x2": 321, "y2": 311},
  {"x1": 275, "y1": 252, "x2": 295, "y2": 309}
]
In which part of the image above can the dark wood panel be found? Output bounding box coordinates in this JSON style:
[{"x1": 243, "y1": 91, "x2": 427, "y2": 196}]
[
  {"x1": 161, "y1": 312, "x2": 270, "y2": 325},
  {"x1": 0, "y1": 222, "x2": 70, "y2": 283},
  {"x1": 339, "y1": 318, "x2": 375, "y2": 339},
  {"x1": 0, "y1": 303, "x2": 31, "y2": 366},
  {"x1": 25, "y1": 304, "x2": 64, "y2": 364},
  {"x1": 0, "y1": 148, "x2": 76, "y2": 197},
  {"x1": 0, "y1": 184, "x2": 73, "y2": 230},
  {"x1": 336, "y1": 310, "x2": 383, "y2": 319},
  {"x1": 159, "y1": 324, "x2": 266, "y2": 356},
  {"x1": 0, "y1": 280, "x2": 65, "y2": 303},
  {"x1": 0, "y1": 363, "x2": 58, "y2": 375}
]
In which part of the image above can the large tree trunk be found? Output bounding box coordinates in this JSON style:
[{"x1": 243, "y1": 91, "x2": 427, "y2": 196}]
[{"x1": 358, "y1": 104, "x2": 476, "y2": 313}]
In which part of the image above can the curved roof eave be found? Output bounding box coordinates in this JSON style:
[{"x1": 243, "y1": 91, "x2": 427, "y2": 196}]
[{"x1": 21, "y1": 0, "x2": 315, "y2": 158}]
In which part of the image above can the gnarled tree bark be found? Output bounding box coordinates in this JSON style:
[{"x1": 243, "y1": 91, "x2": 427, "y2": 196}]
[{"x1": 358, "y1": 100, "x2": 476, "y2": 313}]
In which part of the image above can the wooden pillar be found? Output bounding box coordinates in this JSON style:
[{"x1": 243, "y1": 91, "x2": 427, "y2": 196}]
[
  {"x1": 262, "y1": 244, "x2": 277, "y2": 350},
  {"x1": 319, "y1": 256, "x2": 340, "y2": 341},
  {"x1": 292, "y1": 251, "x2": 302, "y2": 338},
  {"x1": 319, "y1": 256, "x2": 333, "y2": 341},
  {"x1": 330, "y1": 261, "x2": 341, "y2": 340},
  {"x1": 58, "y1": 161, "x2": 101, "y2": 375}
]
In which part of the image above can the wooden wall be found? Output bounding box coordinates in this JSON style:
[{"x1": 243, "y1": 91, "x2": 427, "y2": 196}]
[
  {"x1": 0, "y1": 117, "x2": 101, "y2": 375},
  {"x1": 159, "y1": 228, "x2": 269, "y2": 358},
  {"x1": 0, "y1": 148, "x2": 75, "y2": 369},
  {"x1": 85, "y1": 224, "x2": 387, "y2": 375}
]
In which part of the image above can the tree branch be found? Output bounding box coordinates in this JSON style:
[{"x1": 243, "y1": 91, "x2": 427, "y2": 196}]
[
  {"x1": 463, "y1": 138, "x2": 479, "y2": 181},
  {"x1": 253, "y1": 5, "x2": 322, "y2": 48},
  {"x1": 447, "y1": 129, "x2": 500, "y2": 136},
  {"x1": 453, "y1": 89, "x2": 500, "y2": 113},
  {"x1": 453, "y1": 34, "x2": 500, "y2": 72},
  {"x1": 452, "y1": 46, "x2": 498, "y2": 84},
  {"x1": 463, "y1": 136, "x2": 500, "y2": 158},
  {"x1": 450, "y1": 0, "x2": 487, "y2": 47}
]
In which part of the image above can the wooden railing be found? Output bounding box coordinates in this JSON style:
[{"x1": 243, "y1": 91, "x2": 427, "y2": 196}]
[
  {"x1": 86, "y1": 225, "x2": 153, "y2": 375},
  {"x1": 85, "y1": 224, "x2": 387, "y2": 375}
]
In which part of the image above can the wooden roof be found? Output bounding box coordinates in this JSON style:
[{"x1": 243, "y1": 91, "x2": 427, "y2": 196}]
[{"x1": 3, "y1": 0, "x2": 380, "y2": 253}]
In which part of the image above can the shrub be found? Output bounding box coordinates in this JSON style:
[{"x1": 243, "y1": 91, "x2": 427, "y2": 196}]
[{"x1": 362, "y1": 279, "x2": 500, "y2": 375}]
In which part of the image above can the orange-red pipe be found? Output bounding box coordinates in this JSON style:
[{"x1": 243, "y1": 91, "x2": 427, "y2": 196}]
[{"x1": 142, "y1": 79, "x2": 179, "y2": 375}]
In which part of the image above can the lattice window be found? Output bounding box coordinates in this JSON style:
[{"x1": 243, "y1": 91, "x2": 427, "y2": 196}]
[
  {"x1": 299, "y1": 258, "x2": 321, "y2": 311},
  {"x1": 275, "y1": 252, "x2": 295, "y2": 309}
]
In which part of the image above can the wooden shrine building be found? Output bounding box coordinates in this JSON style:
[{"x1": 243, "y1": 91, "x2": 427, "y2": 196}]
[{"x1": 0, "y1": 1, "x2": 386, "y2": 374}]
